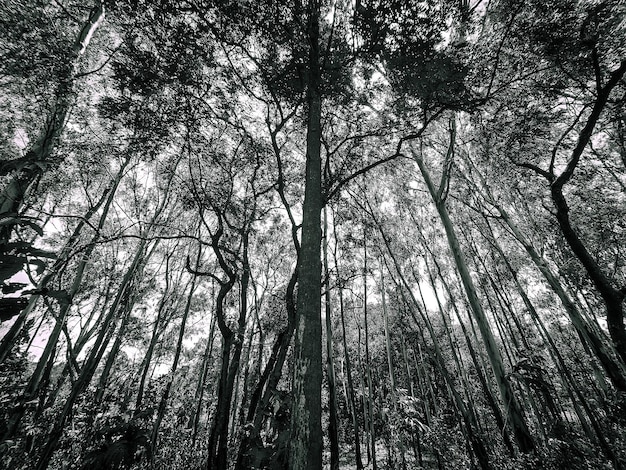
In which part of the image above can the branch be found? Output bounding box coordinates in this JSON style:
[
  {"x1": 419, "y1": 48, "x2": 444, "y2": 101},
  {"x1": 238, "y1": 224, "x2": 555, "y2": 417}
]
[
  {"x1": 553, "y1": 59, "x2": 626, "y2": 190},
  {"x1": 75, "y1": 44, "x2": 122, "y2": 79},
  {"x1": 185, "y1": 255, "x2": 223, "y2": 284},
  {"x1": 516, "y1": 161, "x2": 553, "y2": 181},
  {"x1": 326, "y1": 109, "x2": 444, "y2": 202},
  {"x1": 325, "y1": 151, "x2": 402, "y2": 203},
  {"x1": 549, "y1": 103, "x2": 590, "y2": 175}
]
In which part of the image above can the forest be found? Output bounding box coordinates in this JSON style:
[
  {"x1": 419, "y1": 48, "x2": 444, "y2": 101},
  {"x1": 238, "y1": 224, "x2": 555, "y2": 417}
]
[{"x1": 1, "y1": 0, "x2": 625, "y2": 469}]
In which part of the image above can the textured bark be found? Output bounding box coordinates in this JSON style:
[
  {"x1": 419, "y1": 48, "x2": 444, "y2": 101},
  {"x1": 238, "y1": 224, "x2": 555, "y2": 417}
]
[{"x1": 289, "y1": 1, "x2": 323, "y2": 467}]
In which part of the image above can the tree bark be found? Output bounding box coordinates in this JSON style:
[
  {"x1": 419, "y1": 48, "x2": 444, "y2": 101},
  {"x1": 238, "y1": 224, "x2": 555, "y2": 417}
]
[
  {"x1": 323, "y1": 207, "x2": 340, "y2": 470},
  {"x1": 289, "y1": 1, "x2": 323, "y2": 468},
  {"x1": 414, "y1": 147, "x2": 535, "y2": 453}
]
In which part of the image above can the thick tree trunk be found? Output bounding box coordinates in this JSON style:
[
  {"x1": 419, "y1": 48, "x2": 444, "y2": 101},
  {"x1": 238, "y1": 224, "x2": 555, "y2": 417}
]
[{"x1": 289, "y1": 1, "x2": 323, "y2": 468}]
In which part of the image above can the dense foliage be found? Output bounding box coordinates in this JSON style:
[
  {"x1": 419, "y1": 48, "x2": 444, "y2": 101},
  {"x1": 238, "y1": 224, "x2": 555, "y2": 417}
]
[{"x1": 1, "y1": 0, "x2": 626, "y2": 469}]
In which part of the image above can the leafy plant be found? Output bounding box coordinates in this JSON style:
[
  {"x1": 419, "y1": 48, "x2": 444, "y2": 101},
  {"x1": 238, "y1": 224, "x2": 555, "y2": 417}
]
[{"x1": 80, "y1": 421, "x2": 152, "y2": 470}]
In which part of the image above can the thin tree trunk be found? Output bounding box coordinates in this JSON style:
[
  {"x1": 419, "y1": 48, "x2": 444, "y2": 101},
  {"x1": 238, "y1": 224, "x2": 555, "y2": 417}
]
[
  {"x1": 378, "y1": 264, "x2": 407, "y2": 469},
  {"x1": 414, "y1": 144, "x2": 535, "y2": 453},
  {"x1": 333, "y1": 213, "x2": 364, "y2": 470},
  {"x1": 34, "y1": 235, "x2": 151, "y2": 470},
  {"x1": 33, "y1": 158, "x2": 178, "y2": 469},
  {"x1": 0, "y1": 155, "x2": 127, "y2": 365},
  {"x1": 323, "y1": 207, "x2": 340, "y2": 470},
  {"x1": 390, "y1": 267, "x2": 491, "y2": 470},
  {"x1": 190, "y1": 303, "x2": 217, "y2": 447},
  {"x1": 134, "y1": 252, "x2": 177, "y2": 412},
  {"x1": 363, "y1": 219, "x2": 377, "y2": 470},
  {"x1": 0, "y1": 1, "x2": 105, "y2": 245},
  {"x1": 93, "y1": 298, "x2": 135, "y2": 406},
  {"x1": 477, "y1": 175, "x2": 626, "y2": 391},
  {"x1": 151, "y1": 249, "x2": 200, "y2": 451}
]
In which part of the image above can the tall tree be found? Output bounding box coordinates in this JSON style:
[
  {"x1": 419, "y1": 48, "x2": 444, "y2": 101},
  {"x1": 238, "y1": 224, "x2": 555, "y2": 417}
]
[{"x1": 289, "y1": 1, "x2": 324, "y2": 468}]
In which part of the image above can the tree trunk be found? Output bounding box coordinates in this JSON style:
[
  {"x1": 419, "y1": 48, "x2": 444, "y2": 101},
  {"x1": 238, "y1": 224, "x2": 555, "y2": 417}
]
[
  {"x1": 391, "y1": 266, "x2": 491, "y2": 470},
  {"x1": 0, "y1": 1, "x2": 105, "y2": 245},
  {"x1": 134, "y1": 253, "x2": 177, "y2": 412},
  {"x1": 334, "y1": 216, "x2": 364, "y2": 470},
  {"x1": 3, "y1": 158, "x2": 130, "y2": 439},
  {"x1": 34, "y1": 235, "x2": 151, "y2": 470},
  {"x1": 151, "y1": 251, "x2": 200, "y2": 451},
  {"x1": 492, "y1": 197, "x2": 626, "y2": 391},
  {"x1": 207, "y1": 227, "x2": 248, "y2": 469},
  {"x1": 0, "y1": 154, "x2": 127, "y2": 365},
  {"x1": 323, "y1": 207, "x2": 340, "y2": 470},
  {"x1": 414, "y1": 149, "x2": 535, "y2": 453},
  {"x1": 190, "y1": 302, "x2": 217, "y2": 447},
  {"x1": 235, "y1": 266, "x2": 297, "y2": 470},
  {"x1": 363, "y1": 218, "x2": 377, "y2": 470},
  {"x1": 289, "y1": 1, "x2": 323, "y2": 468},
  {"x1": 551, "y1": 183, "x2": 626, "y2": 366}
]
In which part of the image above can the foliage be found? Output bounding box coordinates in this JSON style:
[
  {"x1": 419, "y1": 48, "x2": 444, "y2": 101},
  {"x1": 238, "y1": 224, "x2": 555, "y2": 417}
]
[
  {"x1": 80, "y1": 421, "x2": 152, "y2": 470},
  {"x1": 1, "y1": 1, "x2": 626, "y2": 469}
]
